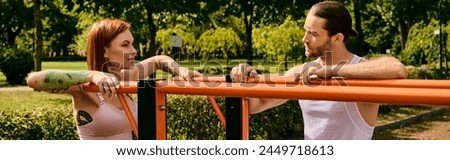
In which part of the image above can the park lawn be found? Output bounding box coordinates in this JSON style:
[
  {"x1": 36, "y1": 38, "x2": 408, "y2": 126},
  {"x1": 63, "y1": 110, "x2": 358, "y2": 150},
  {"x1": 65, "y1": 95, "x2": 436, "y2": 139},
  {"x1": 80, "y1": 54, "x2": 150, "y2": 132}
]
[
  {"x1": 0, "y1": 90, "x2": 72, "y2": 111},
  {"x1": 42, "y1": 61, "x2": 88, "y2": 70}
]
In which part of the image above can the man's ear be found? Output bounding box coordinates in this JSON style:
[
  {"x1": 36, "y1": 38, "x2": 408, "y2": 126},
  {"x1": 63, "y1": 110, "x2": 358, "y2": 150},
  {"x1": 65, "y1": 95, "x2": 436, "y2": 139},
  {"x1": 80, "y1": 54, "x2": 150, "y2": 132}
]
[{"x1": 333, "y1": 33, "x2": 345, "y2": 44}]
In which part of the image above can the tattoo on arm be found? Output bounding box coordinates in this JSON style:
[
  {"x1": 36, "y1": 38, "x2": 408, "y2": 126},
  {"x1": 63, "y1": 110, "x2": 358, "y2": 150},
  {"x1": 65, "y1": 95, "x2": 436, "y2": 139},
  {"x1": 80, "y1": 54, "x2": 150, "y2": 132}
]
[
  {"x1": 41, "y1": 70, "x2": 89, "y2": 90},
  {"x1": 76, "y1": 110, "x2": 93, "y2": 126},
  {"x1": 160, "y1": 62, "x2": 175, "y2": 75}
]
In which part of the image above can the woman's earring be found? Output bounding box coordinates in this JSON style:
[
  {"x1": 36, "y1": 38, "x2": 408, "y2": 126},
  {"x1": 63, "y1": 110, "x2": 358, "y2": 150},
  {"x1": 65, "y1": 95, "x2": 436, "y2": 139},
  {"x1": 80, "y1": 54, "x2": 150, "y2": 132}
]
[{"x1": 104, "y1": 52, "x2": 108, "y2": 60}]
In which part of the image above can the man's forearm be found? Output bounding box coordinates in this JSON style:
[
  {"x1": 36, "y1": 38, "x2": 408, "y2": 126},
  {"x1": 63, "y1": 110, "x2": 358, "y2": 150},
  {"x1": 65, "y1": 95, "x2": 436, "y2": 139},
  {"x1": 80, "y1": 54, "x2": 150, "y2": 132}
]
[{"x1": 336, "y1": 57, "x2": 407, "y2": 79}]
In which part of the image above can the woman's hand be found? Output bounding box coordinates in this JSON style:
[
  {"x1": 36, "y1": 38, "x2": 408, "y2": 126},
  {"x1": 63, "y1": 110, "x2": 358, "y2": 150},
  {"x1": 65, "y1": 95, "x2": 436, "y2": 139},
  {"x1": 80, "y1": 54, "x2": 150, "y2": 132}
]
[
  {"x1": 176, "y1": 67, "x2": 203, "y2": 81},
  {"x1": 91, "y1": 72, "x2": 120, "y2": 97}
]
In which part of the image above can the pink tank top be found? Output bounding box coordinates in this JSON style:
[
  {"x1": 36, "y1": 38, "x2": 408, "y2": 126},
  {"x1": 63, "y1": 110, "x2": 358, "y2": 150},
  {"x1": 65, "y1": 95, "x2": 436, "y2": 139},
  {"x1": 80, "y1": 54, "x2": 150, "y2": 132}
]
[
  {"x1": 77, "y1": 93, "x2": 137, "y2": 140},
  {"x1": 299, "y1": 55, "x2": 374, "y2": 140}
]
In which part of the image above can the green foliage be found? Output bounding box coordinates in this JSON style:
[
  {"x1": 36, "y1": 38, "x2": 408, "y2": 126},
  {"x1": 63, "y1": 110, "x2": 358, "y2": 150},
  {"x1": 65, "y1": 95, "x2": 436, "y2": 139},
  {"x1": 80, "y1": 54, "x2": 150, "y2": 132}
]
[
  {"x1": 166, "y1": 95, "x2": 303, "y2": 140},
  {"x1": 196, "y1": 28, "x2": 243, "y2": 60},
  {"x1": 0, "y1": 48, "x2": 34, "y2": 85},
  {"x1": 401, "y1": 20, "x2": 442, "y2": 66},
  {"x1": 361, "y1": 3, "x2": 396, "y2": 54},
  {"x1": 0, "y1": 92, "x2": 302, "y2": 140},
  {"x1": 407, "y1": 68, "x2": 448, "y2": 80},
  {"x1": 0, "y1": 0, "x2": 33, "y2": 47},
  {"x1": 0, "y1": 107, "x2": 78, "y2": 140},
  {"x1": 249, "y1": 100, "x2": 304, "y2": 140},
  {"x1": 166, "y1": 95, "x2": 226, "y2": 139},
  {"x1": 253, "y1": 18, "x2": 305, "y2": 63},
  {"x1": 155, "y1": 28, "x2": 196, "y2": 55},
  {"x1": 42, "y1": 0, "x2": 80, "y2": 57}
]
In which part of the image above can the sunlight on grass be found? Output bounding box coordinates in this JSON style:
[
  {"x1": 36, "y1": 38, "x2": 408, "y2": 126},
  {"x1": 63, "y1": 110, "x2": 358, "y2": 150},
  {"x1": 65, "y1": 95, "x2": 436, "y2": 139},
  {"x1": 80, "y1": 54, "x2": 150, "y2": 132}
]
[
  {"x1": 376, "y1": 105, "x2": 438, "y2": 126},
  {"x1": 42, "y1": 61, "x2": 88, "y2": 70},
  {"x1": 0, "y1": 90, "x2": 72, "y2": 111}
]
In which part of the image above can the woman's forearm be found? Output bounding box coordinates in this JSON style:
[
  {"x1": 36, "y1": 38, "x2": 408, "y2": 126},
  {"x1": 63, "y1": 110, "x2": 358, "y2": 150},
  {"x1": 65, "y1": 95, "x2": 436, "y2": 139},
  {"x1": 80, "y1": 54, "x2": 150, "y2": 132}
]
[
  {"x1": 27, "y1": 70, "x2": 92, "y2": 91},
  {"x1": 155, "y1": 55, "x2": 185, "y2": 76}
]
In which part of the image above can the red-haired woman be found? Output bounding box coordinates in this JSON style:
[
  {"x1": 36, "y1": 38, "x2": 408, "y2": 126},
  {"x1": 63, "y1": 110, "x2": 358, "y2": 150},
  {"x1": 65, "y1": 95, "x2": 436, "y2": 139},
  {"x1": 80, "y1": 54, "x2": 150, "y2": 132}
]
[{"x1": 27, "y1": 19, "x2": 201, "y2": 140}]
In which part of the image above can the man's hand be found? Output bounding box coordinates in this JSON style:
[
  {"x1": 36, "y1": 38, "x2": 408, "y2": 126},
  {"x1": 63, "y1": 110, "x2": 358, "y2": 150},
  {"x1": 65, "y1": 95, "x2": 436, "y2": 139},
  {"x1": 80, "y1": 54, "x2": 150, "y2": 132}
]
[
  {"x1": 230, "y1": 63, "x2": 258, "y2": 82},
  {"x1": 294, "y1": 62, "x2": 335, "y2": 85}
]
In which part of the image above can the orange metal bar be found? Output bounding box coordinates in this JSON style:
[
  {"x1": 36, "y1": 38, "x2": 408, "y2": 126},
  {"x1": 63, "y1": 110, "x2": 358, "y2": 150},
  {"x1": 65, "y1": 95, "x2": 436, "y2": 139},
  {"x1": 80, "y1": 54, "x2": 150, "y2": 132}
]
[
  {"x1": 82, "y1": 78, "x2": 450, "y2": 140},
  {"x1": 207, "y1": 96, "x2": 226, "y2": 128},
  {"x1": 191, "y1": 76, "x2": 450, "y2": 89},
  {"x1": 83, "y1": 82, "x2": 138, "y2": 93},
  {"x1": 156, "y1": 92, "x2": 167, "y2": 140},
  {"x1": 241, "y1": 97, "x2": 249, "y2": 140},
  {"x1": 82, "y1": 78, "x2": 450, "y2": 93},
  {"x1": 117, "y1": 94, "x2": 138, "y2": 138},
  {"x1": 155, "y1": 81, "x2": 450, "y2": 106}
]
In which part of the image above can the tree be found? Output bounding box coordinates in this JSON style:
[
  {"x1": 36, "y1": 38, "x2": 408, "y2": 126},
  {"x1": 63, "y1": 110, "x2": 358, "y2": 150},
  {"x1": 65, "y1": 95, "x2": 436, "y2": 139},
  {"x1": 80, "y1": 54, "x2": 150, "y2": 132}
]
[
  {"x1": 75, "y1": 0, "x2": 203, "y2": 58},
  {"x1": 401, "y1": 20, "x2": 440, "y2": 66},
  {"x1": 155, "y1": 28, "x2": 196, "y2": 60},
  {"x1": 352, "y1": 0, "x2": 366, "y2": 56},
  {"x1": 33, "y1": 0, "x2": 43, "y2": 71},
  {"x1": 253, "y1": 19, "x2": 305, "y2": 70},
  {"x1": 372, "y1": 0, "x2": 439, "y2": 51},
  {"x1": 0, "y1": 0, "x2": 33, "y2": 48},
  {"x1": 42, "y1": 0, "x2": 79, "y2": 57},
  {"x1": 196, "y1": 27, "x2": 243, "y2": 67},
  {"x1": 361, "y1": 1, "x2": 397, "y2": 54}
]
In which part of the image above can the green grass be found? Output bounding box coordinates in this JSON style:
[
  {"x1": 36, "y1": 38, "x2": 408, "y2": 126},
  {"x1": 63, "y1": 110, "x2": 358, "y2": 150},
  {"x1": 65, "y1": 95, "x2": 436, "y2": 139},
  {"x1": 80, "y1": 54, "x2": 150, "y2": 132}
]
[
  {"x1": 376, "y1": 105, "x2": 437, "y2": 125},
  {"x1": 0, "y1": 90, "x2": 72, "y2": 111},
  {"x1": 42, "y1": 61, "x2": 88, "y2": 70}
]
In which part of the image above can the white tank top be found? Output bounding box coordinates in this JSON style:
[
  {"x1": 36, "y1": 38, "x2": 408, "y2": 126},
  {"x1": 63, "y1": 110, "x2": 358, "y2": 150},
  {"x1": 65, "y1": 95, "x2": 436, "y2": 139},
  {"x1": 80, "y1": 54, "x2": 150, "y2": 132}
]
[
  {"x1": 77, "y1": 93, "x2": 138, "y2": 140},
  {"x1": 299, "y1": 55, "x2": 374, "y2": 140}
]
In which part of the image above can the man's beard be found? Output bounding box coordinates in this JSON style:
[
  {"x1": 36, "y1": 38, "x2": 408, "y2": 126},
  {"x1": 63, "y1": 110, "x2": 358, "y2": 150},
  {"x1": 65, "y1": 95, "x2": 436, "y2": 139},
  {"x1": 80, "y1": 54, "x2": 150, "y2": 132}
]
[{"x1": 306, "y1": 38, "x2": 332, "y2": 58}]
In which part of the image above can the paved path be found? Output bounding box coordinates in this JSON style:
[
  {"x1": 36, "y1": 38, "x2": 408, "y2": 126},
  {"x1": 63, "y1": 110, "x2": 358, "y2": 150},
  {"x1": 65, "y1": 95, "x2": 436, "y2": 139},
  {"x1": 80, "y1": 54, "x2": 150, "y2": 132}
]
[
  {"x1": 373, "y1": 108, "x2": 450, "y2": 140},
  {"x1": 408, "y1": 109, "x2": 450, "y2": 140}
]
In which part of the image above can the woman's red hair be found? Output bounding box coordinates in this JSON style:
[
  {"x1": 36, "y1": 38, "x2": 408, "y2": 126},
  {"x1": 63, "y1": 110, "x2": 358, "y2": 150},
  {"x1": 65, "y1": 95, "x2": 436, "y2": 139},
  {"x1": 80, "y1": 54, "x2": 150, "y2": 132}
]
[{"x1": 86, "y1": 19, "x2": 130, "y2": 72}]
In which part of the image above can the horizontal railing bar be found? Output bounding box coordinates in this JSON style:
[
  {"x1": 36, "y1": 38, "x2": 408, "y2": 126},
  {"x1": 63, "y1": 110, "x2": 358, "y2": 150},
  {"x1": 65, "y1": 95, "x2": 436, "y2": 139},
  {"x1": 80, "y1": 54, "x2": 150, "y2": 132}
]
[
  {"x1": 154, "y1": 81, "x2": 450, "y2": 106},
  {"x1": 83, "y1": 77, "x2": 450, "y2": 94}
]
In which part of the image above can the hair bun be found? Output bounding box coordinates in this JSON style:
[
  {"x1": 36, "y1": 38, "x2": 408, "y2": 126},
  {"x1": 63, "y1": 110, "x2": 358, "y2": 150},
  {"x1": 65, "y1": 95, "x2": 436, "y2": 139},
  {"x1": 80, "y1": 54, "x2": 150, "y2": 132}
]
[{"x1": 349, "y1": 28, "x2": 358, "y2": 37}]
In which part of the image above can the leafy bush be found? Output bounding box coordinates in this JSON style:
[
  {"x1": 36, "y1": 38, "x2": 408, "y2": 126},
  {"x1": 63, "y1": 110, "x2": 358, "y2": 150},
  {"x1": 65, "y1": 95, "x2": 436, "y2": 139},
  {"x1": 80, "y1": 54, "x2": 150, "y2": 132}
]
[
  {"x1": 407, "y1": 68, "x2": 448, "y2": 79},
  {"x1": 249, "y1": 100, "x2": 303, "y2": 140},
  {"x1": 0, "y1": 107, "x2": 78, "y2": 140},
  {"x1": 166, "y1": 95, "x2": 226, "y2": 139},
  {"x1": 399, "y1": 19, "x2": 450, "y2": 67},
  {"x1": 166, "y1": 95, "x2": 303, "y2": 140},
  {"x1": 0, "y1": 94, "x2": 303, "y2": 140},
  {"x1": 0, "y1": 48, "x2": 34, "y2": 85}
]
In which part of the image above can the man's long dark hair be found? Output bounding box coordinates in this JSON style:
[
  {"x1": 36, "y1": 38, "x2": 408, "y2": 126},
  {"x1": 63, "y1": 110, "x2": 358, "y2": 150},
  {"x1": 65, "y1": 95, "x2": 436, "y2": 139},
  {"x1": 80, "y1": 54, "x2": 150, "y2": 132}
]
[{"x1": 311, "y1": 1, "x2": 357, "y2": 42}]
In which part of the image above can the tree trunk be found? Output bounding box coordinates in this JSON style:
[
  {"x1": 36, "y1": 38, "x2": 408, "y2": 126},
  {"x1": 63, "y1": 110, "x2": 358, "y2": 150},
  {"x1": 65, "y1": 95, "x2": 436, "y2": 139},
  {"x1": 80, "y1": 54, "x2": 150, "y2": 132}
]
[
  {"x1": 353, "y1": 0, "x2": 364, "y2": 56},
  {"x1": 145, "y1": 3, "x2": 157, "y2": 58},
  {"x1": 243, "y1": 0, "x2": 254, "y2": 66},
  {"x1": 284, "y1": 55, "x2": 288, "y2": 71},
  {"x1": 33, "y1": 0, "x2": 43, "y2": 71},
  {"x1": 398, "y1": 21, "x2": 408, "y2": 51}
]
